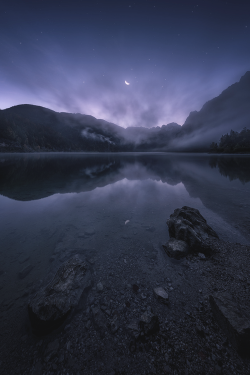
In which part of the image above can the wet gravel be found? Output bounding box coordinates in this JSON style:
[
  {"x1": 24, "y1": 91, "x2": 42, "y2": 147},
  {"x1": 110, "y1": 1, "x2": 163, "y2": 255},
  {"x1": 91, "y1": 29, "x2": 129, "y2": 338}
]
[{"x1": 1, "y1": 233, "x2": 250, "y2": 375}]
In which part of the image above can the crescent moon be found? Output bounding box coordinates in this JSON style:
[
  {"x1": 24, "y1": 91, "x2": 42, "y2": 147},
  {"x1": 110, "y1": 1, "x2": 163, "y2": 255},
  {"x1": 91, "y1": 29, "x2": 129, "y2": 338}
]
[{"x1": 125, "y1": 81, "x2": 130, "y2": 85}]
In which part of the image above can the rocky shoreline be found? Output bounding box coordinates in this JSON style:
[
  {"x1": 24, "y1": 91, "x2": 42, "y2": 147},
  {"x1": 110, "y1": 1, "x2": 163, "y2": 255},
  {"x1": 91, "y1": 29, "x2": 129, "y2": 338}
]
[{"x1": 1, "y1": 207, "x2": 250, "y2": 374}]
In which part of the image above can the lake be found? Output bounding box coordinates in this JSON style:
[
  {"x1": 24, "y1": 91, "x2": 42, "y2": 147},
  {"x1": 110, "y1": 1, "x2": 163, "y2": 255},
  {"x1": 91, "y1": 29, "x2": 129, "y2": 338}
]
[{"x1": 0, "y1": 152, "x2": 250, "y2": 374}]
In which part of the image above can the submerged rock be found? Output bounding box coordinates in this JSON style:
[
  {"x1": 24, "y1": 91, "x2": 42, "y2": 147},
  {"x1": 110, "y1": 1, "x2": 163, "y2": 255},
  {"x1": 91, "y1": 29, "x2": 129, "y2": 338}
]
[
  {"x1": 167, "y1": 206, "x2": 219, "y2": 254},
  {"x1": 209, "y1": 293, "x2": 250, "y2": 356},
  {"x1": 28, "y1": 256, "x2": 91, "y2": 335},
  {"x1": 162, "y1": 238, "x2": 189, "y2": 259}
]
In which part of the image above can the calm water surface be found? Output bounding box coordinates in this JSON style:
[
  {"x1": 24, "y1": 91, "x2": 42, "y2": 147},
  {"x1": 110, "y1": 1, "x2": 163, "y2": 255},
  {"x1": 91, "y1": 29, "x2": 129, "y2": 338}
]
[{"x1": 0, "y1": 152, "x2": 250, "y2": 342}]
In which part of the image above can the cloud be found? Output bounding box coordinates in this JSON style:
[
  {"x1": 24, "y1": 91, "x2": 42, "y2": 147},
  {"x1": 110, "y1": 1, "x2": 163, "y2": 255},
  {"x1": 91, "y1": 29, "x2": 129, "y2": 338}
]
[
  {"x1": 81, "y1": 128, "x2": 115, "y2": 144},
  {"x1": 81, "y1": 161, "x2": 115, "y2": 178},
  {"x1": 0, "y1": 34, "x2": 248, "y2": 129}
]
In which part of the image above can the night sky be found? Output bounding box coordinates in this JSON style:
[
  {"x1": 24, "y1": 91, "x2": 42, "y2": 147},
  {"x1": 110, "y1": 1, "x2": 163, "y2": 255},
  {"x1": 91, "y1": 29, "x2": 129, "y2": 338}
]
[{"x1": 1, "y1": 0, "x2": 249, "y2": 128}]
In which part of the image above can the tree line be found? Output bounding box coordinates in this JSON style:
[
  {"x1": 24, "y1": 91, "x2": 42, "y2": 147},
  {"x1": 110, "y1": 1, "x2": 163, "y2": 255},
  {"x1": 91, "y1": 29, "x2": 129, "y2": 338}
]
[{"x1": 210, "y1": 127, "x2": 250, "y2": 153}]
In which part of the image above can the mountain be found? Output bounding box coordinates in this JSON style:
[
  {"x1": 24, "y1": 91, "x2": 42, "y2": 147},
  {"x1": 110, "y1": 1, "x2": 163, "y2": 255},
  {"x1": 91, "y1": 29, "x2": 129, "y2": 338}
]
[
  {"x1": 0, "y1": 105, "x2": 126, "y2": 152},
  {"x1": 0, "y1": 71, "x2": 249, "y2": 152},
  {"x1": 0, "y1": 104, "x2": 180, "y2": 152},
  {"x1": 123, "y1": 122, "x2": 181, "y2": 150},
  {"x1": 169, "y1": 71, "x2": 250, "y2": 151}
]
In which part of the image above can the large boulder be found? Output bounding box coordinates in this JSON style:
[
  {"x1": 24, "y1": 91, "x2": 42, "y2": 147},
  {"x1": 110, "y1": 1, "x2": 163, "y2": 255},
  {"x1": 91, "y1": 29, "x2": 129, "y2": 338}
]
[
  {"x1": 167, "y1": 206, "x2": 219, "y2": 254},
  {"x1": 28, "y1": 256, "x2": 91, "y2": 335},
  {"x1": 210, "y1": 293, "x2": 250, "y2": 356}
]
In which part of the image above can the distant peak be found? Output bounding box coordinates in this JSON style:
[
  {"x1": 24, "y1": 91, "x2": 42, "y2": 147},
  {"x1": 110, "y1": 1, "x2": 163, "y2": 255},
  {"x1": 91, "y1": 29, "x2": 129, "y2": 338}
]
[
  {"x1": 240, "y1": 70, "x2": 250, "y2": 83},
  {"x1": 163, "y1": 122, "x2": 181, "y2": 128},
  {"x1": 4, "y1": 103, "x2": 56, "y2": 113}
]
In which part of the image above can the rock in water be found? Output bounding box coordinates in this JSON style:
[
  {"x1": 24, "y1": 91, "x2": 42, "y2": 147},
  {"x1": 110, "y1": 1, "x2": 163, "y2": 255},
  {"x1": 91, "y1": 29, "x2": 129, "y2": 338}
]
[
  {"x1": 28, "y1": 256, "x2": 90, "y2": 335},
  {"x1": 162, "y1": 238, "x2": 189, "y2": 259},
  {"x1": 167, "y1": 206, "x2": 219, "y2": 254},
  {"x1": 209, "y1": 293, "x2": 250, "y2": 356}
]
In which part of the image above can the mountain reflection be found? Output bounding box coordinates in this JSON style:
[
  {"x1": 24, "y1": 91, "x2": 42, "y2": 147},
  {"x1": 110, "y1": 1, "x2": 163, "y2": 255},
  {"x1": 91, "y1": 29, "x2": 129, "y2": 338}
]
[
  {"x1": 209, "y1": 155, "x2": 250, "y2": 184},
  {"x1": 0, "y1": 153, "x2": 250, "y2": 202}
]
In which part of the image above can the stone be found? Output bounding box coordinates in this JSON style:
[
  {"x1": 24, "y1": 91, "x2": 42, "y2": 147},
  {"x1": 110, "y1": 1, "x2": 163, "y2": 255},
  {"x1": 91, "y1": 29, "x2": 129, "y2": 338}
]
[
  {"x1": 31, "y1": 361, "x2": 42, "y2": 375},
  {"x1": 19, "y1": 264, "x2": 33, "y2": 279},
  {"x1": 127, "y1": 321, "x2": 140, "y2": 339},
  {"x1": 209, "y1": 293, "x2": 250, "y2": 356},
  {"x1": 162, "y1": 238, "x2": 189, "y2": 259},
  {"x1": 28, "y1": 255, "x2": 91, "y2": 335},
  {"x1": 132, "y1": 284, "x2": 139, "y2": 293},
  {"x1": 66, "y1": 341, "x2": 71, "y2": 351},
  {"x1": 167, "y1": 206, "x2": 219, "y2": 254},
  {"x1": 58, "y1": 354, "x2": 64, "y2": 363},
  {"x1": 198, "y1": 253, "x2": 206, "y2": 260},
  {"x1": 110, "y1": 315, "x2": 119, "y2": 334},
  {"x1": 127, "y1": 321, "x2": 139, "y2": 331},
  {"x1": 47, "y1": 339, "x2": 59, "y2": 353},
  {"x1": 139, "y1": 312, "x2": 159, "y2": 336},
  {"x1": 154, "y1": 287, "x2": 169, "y2": 303},
  {"x1": 97, "y1": 282, "x2": 104, "y2": 291},
  {"x1": 92, "y1": 307, "x2": 106, "y2": 337},
  {"x1": 196, "y1": 325, "x2": 205, "y2": 338}
]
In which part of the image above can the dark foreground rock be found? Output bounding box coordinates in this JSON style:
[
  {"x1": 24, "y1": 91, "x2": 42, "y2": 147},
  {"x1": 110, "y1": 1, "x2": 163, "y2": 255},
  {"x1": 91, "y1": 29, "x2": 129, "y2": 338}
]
[
  {"x1": 167, "y1": 206, "x2": 219, "y2": 255},
  {"x1": 28, "y1": 256, "x2": 91, "y2": 335},
  {"x1": 210, "y1": 293, "x2": 250, "y2": 356}
]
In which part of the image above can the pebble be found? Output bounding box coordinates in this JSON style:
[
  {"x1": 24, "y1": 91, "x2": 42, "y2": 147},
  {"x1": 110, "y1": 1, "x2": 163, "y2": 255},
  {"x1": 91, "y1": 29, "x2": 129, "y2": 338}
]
[
  {"x1": 153, "y1": 287, "x2": 169, "y2": 303},
  {"x1": 198, "y1": 253, "x2": 206, "y2": 260},
  {"x1": 97, "y1": 282, "x2": 104, "y2": 291}
]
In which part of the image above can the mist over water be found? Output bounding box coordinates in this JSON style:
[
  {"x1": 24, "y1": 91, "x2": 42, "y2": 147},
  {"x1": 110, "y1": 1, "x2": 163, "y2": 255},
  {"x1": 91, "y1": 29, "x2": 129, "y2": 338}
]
[{"x1": 0, "y1": 152, "x2": 250, "y2": 366}]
